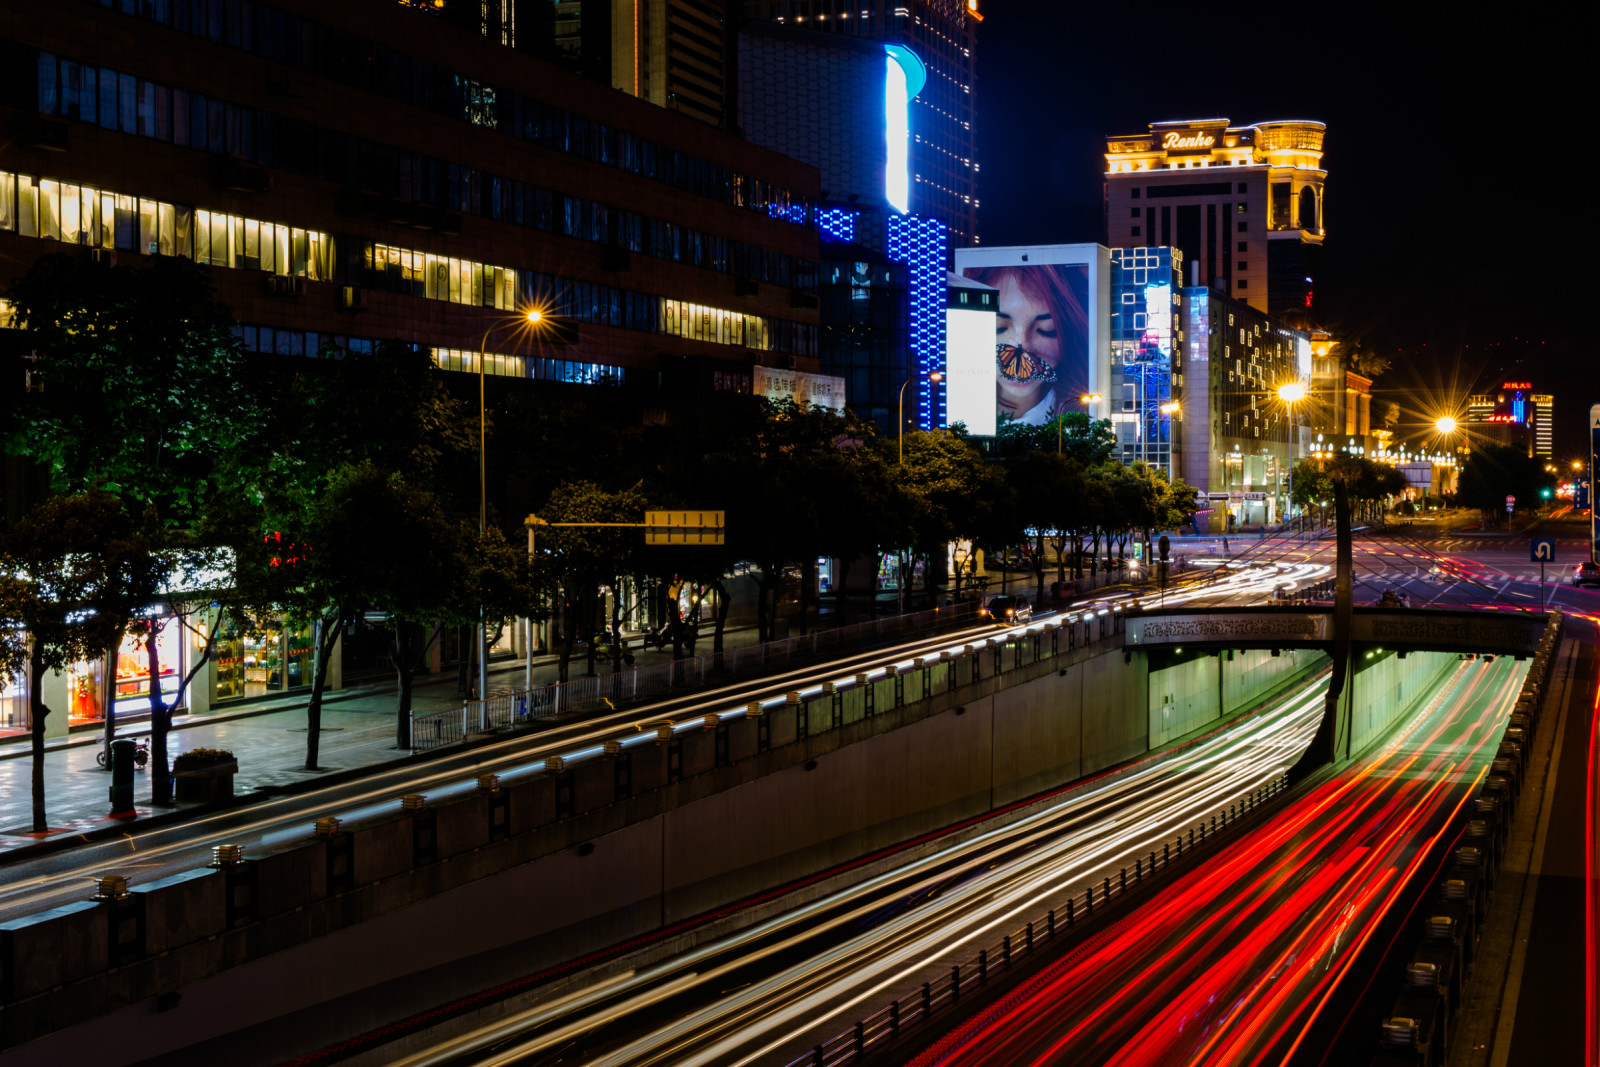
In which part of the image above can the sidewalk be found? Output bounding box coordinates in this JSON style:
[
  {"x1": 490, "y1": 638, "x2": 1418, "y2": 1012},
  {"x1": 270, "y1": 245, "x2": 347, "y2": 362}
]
[{"x1": 0, "y1": 607, "x2": 951, "y2": 853}]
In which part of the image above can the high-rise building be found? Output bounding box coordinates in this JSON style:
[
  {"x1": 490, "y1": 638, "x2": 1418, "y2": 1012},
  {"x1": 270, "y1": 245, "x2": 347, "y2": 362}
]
[
  {"x1": 1110, "y1": 246, "x2": 1184, "y2": 478},
  {"x1": 1104, "y1": 119, "x2": 1326, "y2": 318},
  {"x1": 741, "y1": 0, "x2": 982, "y2": 246},
  {"x1": 1467, "y1": 381, "x2": 1544, "y2": 457},
  {"x1": 432, "y1": 0, "x2": 734, "y2": 128},
  {"x1": 1532, "y1": 393, "x2": 1554, "y2": 458},
  {"x1": 1180, "y1": 286, "x2": 1307, "y2": 531}
]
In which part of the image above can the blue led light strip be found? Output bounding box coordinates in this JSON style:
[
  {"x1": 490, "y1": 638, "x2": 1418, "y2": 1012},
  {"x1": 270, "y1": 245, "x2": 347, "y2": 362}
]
[{"x1": 888, "y1": 214, "x2": 949, "y2": 431}]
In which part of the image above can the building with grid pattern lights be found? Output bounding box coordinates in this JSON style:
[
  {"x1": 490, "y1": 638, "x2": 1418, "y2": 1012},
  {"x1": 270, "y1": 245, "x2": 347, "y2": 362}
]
[
  {"x1": 742, "y1": 0, "x2": 982, "y2": 247},
  {"x1": 1110, "y1": 246, "x2": 1183, "y2": 478},
  {"x1": 1104, "y1": 118, "x2": 1326, "y2": 319}
]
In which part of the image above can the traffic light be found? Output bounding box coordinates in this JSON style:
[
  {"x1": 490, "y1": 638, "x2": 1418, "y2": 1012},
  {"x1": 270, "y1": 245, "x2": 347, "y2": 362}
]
[{"x1": 1540, "y1": 487, "x2": 1552, "y2": 499}]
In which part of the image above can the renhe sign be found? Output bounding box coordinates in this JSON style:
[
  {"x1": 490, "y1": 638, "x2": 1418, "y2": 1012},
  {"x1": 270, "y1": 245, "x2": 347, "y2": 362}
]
[{"x1": 1162, "y1": 130, "x2": 1216, "y2": 151}]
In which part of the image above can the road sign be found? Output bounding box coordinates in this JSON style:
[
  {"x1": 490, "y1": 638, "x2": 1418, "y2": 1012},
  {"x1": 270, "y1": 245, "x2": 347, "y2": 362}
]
[
  {"x1": 1506, "y1": 494, "x2": 1516, "y2": 514},
  {"x1": 1592, "y1": 404, "x2": 1600, "y2": 558},
  {"x1": 645, "y1": 510, "x2": 725, "y2": 545},
  {"x1": 1530, "y1": 538, "x2": 1556, "y2": 563}
]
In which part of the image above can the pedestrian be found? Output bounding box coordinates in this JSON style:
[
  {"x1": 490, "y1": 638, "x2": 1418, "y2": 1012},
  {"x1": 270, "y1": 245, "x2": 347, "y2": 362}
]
[{"x1": 1222, "y1": 537, "x2": 1229, "y2": 553}]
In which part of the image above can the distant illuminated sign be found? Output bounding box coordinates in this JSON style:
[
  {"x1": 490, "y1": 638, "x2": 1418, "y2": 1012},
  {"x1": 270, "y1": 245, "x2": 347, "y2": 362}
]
[
  {"x1": 1502, "y1": 381, "x2": 1532, "y2": 390},
  {"x1": 1162, "y1": 130, "x2": 1216, "y2": 151},
  {"x1": 883, "y1": 46, "x2": 927, "y2": 215}
]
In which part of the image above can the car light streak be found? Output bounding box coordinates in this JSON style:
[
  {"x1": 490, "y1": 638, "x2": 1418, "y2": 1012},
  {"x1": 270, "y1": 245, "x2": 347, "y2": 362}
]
[
  {"x1": 411, "y1": 665, "x2": 1330, "y2": 1067},
  {"x1": 910, "y1": 657, "x2": 1523, "y2": 1067}
]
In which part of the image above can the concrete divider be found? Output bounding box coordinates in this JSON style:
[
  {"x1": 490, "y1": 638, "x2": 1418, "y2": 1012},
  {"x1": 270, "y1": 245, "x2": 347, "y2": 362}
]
[{"x1": 10, "y1": 611, "x2": 1290, "y2": 1066}]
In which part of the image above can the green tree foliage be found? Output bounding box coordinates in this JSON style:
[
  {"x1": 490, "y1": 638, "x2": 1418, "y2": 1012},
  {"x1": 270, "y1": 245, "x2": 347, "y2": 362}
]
[
  {"x1": 3, "y1": 253, "x2": 259, "y2": 802},
  {"x1": 0, "y1": 493, "x2": 150, "y2": 830},
  {"x1": 536, "y1": 481, "x2": 647, "y2": 680},
  {"x1": 3, "y1": 254, "x2": 253, "y2": 521},
  {"x1": 1455, "y1": 444, "x2": 1556, "y2": 524}
]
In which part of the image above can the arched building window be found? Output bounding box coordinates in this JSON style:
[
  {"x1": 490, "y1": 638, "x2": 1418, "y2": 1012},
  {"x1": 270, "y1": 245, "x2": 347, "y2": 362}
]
[{"x1": 1299, "y1": 186, "x2": 1318, "y2": 231}]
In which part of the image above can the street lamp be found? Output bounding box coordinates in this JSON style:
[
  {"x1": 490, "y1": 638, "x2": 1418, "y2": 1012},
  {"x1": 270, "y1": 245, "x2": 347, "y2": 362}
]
[
  {"x1": 898, "y1": 371, "x2": 943, "y2": 464},
  {"x1": 1277, "y1": 382, "x2": 1306, "y2": 528},
  {"x1": 475, "y1": 307, "x2": 545, "y2": 703}
]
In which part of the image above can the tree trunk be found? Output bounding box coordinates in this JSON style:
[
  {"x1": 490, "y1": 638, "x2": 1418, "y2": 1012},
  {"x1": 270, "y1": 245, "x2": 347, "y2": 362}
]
[
  {"x1": 101, "y1": 635, "x2": 118, "y2": 771},
  {"x1": 557, "y1": 595, "x2": 574, "y2": 683},
  {"x1": 1033, "y1": 533, "x2": 1047, "y2": 604},
  {"x1": 834, "y1": 559, "x2": 853, "y2": 621},
  {"x1": 29, "y1": 642, "x2": 49, "y2": 833},
  {"x1": 610, "y1": 588, "x2": 624, "y2": 675},
  {"x1": 391, "y1": 616, "x2": 415, "y2": 750},
  {"x1": 711, "y1": 578, "x2": 731, "y2": 672},
  {"x1": 923, "y1": 549, "x2": 939, "y2": 609},
  {"x1": 145, "y1": 622, "x2": 174, "y2": 806},
  {"x1": 304, "y1": 614, "x2": 341, "y2": 771}
]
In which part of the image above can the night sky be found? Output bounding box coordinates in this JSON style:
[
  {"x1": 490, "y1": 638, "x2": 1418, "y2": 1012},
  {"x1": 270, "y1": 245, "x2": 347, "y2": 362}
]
[{"x1": 973, "y1": 2, "x2": 1595, "y2": 457}]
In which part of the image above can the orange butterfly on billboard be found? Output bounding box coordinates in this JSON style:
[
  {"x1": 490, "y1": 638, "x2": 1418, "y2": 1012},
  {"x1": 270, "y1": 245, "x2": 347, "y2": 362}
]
[{"x1": 996, "y1": 343, "x2": 1058, "y2": 385}]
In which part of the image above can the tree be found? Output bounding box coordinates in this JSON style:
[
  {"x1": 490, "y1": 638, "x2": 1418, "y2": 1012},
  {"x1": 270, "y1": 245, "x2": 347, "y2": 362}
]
[
  {"x1": 536, "y1": 481, "x2": 648, "y2": 680},
  {"x1": 3, "y1": 253, "x2": 254, "y2": 518},
  {"x1": 897, "y1": 429, "x2": 1003, "y2": 611},
  {"x1": 995, "y1": 412, "x2": 1116, "y2": 465},
  {"x1": 239, "y1": 342, "x2": 478, "y2": 764},
  {"x1": 3, "y1": 253, "x2": 259, "y2": 802},
  {"x1": 0, "y1": 494, "x2": 149, "y2": 831},
  {"x1": 1456, "y1": 445, "x2": 1555, "y2": 525}
]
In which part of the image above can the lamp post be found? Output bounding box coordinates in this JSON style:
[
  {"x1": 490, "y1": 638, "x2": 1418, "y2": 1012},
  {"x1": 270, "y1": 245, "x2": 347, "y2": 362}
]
[
  {"x1": 1277, "y1": 382, "x2": 1306, "y2": 529},
  {"x1": 898, "y1": 371, "x2": 943, "y2": 464},
  {"x1": 475, "y1": 308, "x2": 543, "y2": 704}
]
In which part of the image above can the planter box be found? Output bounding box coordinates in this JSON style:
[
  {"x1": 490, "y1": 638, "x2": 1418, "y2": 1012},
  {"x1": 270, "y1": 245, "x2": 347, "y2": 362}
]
[{"x1": 173, "y1": 759, "x2": 238, "y2": 802}]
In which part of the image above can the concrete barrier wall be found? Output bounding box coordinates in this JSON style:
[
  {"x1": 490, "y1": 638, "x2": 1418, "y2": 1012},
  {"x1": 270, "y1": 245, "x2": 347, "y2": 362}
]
[
  {"x1": 1347, "y1": 651, "x2": 1459, "y2": 754},
  {"x1": 4, "y1": 616, "x2": 1319, "y2": 1066},
  {"x1": 1148, "y1": 654, "x2": 1219, "y2": 748}
]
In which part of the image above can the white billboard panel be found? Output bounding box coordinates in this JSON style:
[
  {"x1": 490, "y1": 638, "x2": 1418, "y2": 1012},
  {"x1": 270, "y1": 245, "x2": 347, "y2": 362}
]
[{"x1": 944, "y1": 305, "x2": 997, "y2": 436}]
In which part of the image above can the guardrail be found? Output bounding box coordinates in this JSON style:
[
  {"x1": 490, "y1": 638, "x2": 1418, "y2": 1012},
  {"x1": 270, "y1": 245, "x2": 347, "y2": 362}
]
[
  {"x1": 784, "y1": 774, "x2": 1291, "y2": 1067},
  {"x1": 410, "y1": 602, "x2": 986, "y2": 752}
]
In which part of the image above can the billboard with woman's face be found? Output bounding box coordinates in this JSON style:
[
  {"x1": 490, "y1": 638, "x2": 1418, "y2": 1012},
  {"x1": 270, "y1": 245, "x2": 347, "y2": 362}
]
[{"x1": 954, "y1": 245, "x2": 1105, "y2": 429}]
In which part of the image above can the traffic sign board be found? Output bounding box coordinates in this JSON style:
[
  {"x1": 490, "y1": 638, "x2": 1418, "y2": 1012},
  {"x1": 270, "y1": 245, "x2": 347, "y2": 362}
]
[
  {"x1": 1506, "y1": 494, "x2": 1516, "y2": 514},
  {"x1": 1530, "y1": 538, "x2": 1556, "y2": 563}
]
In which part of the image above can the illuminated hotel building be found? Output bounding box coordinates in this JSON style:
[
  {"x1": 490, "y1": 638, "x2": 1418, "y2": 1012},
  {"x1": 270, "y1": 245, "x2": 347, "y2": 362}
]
[
  {"x1": 743, "y1": 0, "x2": 983, "y2": 247},
  {"x1": 1104, "y1": 119, "x2": 1326, "y2": 318},
  {"x1": 1466, "y1": 382, "x2": 1549, "y2": 457}
]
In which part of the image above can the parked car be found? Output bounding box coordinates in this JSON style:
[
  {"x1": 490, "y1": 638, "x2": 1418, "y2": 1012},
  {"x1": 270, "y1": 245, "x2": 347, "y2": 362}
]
[
  {"x1": 981, "y1": 596, "x2": 1032, "y2": 626},
  {"x1": 1573, "y1": 560, "x2": 1600, "y2": 589}
]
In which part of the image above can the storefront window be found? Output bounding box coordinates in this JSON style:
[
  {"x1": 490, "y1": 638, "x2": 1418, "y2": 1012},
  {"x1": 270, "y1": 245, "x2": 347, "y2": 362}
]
[
  {"x1": 114, "y1": 617, "x2": 183, "y2": 715},
  {"x1": 242, "y1": 625, "x2": 283, "y2": 698},
  {"x1": 66, "y1": 659, "x2": 106, "y2": 724},
  {"x1": 285, "y1": 624, "x2": 313, "y2": 689},
  {"x1": 1, "y1": 668, "x2": 28, "y2": 731},
  {"x1": 212, "y1": 612, "x2": 245, "y2": 702}
]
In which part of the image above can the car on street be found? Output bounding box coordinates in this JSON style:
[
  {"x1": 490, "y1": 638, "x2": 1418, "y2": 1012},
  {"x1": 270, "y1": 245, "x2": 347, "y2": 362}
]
[
  {"x1": 1573, "y1": 560, "x2": 1600, "y2": 588},
  {"x1": 981, "y1": 595, "x2": 1032, "y2": 626}
]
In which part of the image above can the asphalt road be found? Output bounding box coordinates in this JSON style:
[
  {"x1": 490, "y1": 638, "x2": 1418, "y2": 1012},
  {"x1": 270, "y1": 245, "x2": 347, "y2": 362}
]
[
  {"x1": 904, "y1": 654, "x2": 1525, "y2": 1067},
  {"x1": 360, "y1": 654, "x2": 1331, "y2": 1067}
]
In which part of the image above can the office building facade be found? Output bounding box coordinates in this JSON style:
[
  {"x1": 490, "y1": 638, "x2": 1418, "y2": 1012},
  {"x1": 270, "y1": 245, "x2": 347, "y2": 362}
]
[
  {"x1": 1110, "y1": 246, "x2": 1183, "y2": 477},
  {"x1": 1466, "y1": 381, "x2": 1549, "y2": 458},
  {"x1": 0, "y1": 0, "x2": 821, "y2": 731},
  {"x1": 742, "y1": 0, "x2": 982, "y2": 246},
  {"x1": 1179, "y1": 286, "x2": 1307, "y2": 531},
  {"x1": 1104, "y1": 118, "x2": 1326, "y2": 318}
]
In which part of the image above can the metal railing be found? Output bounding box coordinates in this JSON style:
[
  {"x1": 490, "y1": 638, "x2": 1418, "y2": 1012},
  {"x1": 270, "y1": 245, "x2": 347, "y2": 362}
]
[
  {"x1": 409, "y1": 602, "x2": 980, "y2": 752},
  {"x1": 784, "y1": 774, "x2": 1290, "y2": 1067}
]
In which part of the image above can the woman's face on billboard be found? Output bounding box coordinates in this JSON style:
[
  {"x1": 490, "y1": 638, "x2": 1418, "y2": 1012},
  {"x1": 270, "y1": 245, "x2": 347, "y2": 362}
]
[{"x1": 996, "y1": 273, "x2": 1059, "y2": 411}]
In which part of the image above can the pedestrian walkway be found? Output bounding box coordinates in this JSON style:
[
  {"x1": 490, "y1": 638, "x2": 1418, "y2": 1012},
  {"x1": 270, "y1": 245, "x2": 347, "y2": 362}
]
[{"x1": 0, "y1": 610, "x2": 932, "y2": 856}]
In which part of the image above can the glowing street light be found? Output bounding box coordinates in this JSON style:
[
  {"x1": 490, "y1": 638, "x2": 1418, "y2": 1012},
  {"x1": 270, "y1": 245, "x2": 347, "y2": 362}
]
[
  {"x1": 1276, "y1": 382, "x2": 1307, "y2": 404},
  {"x1": 1159, "y1": 401, "x2": 1181, "y2": 415},
  {"x1": 1435, "y1": 415, "x2": 1457, "y2": 435}
]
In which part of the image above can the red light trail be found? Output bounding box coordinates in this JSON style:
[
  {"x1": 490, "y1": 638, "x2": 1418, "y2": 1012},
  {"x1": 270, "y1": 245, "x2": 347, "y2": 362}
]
[{"x1": 911, "y1": 656, "x2": 1523, "y2": 1067}]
